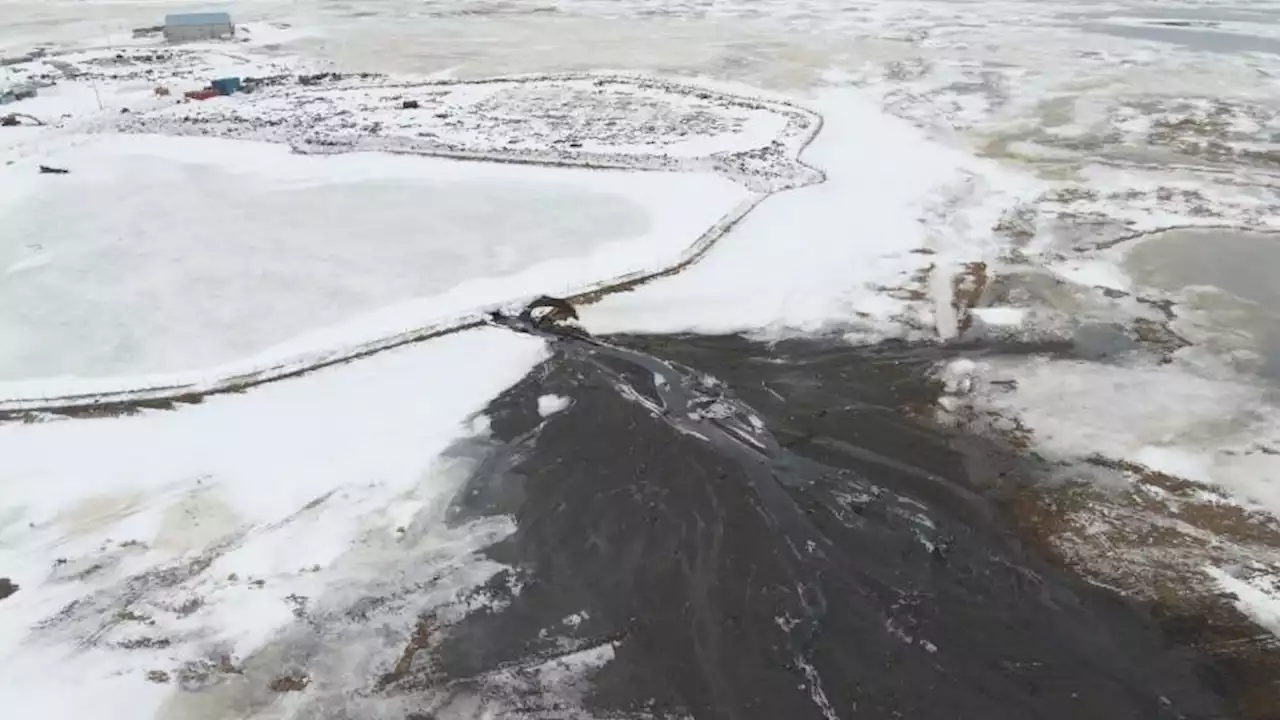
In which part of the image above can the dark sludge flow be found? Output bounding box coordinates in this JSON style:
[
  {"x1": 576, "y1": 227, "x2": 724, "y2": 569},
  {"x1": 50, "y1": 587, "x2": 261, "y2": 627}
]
[{"x1": 410, "y1": 297, "x2": 1229, "y2": 720}]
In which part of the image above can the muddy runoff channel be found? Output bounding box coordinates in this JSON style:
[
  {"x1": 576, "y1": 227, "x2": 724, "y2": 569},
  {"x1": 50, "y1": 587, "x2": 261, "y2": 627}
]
[{"x1": 399, "y1": 317, "x2": 1235, "y2": 720}]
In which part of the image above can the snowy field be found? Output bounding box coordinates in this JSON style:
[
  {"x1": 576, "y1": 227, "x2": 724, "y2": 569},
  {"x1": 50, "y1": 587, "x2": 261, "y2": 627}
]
[
  {"x1": 0, "y1": 329, "x2": 553, "y2": 719},
  {"x1": 5, "y1": 0, "x2": 1280, "y2": 715}
]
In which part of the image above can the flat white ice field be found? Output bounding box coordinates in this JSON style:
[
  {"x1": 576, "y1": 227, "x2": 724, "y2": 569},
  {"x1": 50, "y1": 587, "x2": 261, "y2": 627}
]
[{"x1": 0, "y1": 133, "x2": 748, "y2": 384}]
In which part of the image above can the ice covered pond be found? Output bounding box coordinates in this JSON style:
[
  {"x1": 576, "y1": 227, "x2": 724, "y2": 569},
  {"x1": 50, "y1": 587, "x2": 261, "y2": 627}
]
[
  {"x1": 0, "y1": 134, "x2": 746, "y2": 382},
  {"x1": 1125, "y1": 227, "x2": 1280, "y2": 382}
]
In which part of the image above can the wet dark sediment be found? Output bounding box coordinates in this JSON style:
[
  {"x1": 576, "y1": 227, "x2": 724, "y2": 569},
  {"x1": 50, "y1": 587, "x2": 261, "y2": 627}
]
[{"x1": 421, "y1": 330, "x2": 1236, "y2": 719}]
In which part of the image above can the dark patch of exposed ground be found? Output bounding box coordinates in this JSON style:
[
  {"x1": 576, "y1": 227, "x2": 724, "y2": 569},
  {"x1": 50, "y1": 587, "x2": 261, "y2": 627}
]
[
  {"x1": 1014, "y1": 459, "x2": 1280, "y2": 720},
  {"x1": 397, "y1": 329, "x2": 1241, "y2": 720}
]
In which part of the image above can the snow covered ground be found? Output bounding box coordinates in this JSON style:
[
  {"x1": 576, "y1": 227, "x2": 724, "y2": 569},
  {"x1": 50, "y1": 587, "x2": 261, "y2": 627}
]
[
  {"x1": 5, "y1": 0, "x2": 1280, "y2": 714},
  {"x1": 580, "y1": 88, "x2": 1029, "y2": 340},
  {"x1": 115, "y1": 72, "x2": 821, "y2": 192},
  {"x1": 0, "y1": 328, "x2": 551, "y2": 719}
]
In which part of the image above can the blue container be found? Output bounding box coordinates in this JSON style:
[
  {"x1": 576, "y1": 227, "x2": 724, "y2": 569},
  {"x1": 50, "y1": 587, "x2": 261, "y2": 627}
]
[{"x1": 211, "y1": 76, "x2": 242, "y2": 95}]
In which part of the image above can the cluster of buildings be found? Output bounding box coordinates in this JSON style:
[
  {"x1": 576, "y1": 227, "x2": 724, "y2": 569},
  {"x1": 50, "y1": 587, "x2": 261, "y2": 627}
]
[{"x1": 1, "y1": 12, "x2": 243, "y2": 111}]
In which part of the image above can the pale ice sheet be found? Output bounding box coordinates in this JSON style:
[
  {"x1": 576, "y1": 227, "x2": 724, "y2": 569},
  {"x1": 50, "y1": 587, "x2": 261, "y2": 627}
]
[
  {"x1": 0, "y1": 133, "x2": 747, "y2": 383},
  {"x1": 1123, "y1": 227, "x2": 1280, "y2": 382},
  {"x1": 0, "y1": 327, "x2": 547, "y2": 719}
]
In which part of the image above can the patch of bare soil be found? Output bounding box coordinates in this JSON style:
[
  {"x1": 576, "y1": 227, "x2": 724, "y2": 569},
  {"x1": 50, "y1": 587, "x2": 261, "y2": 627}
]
[
  {"x1": 951, "y1": 261, "x2": 989, "y2": 334},
  {"x1": 175, "y1": 653, "x2": 243, "y2": 692},
  {"x1": 1010, "y1": 460, "x2": 1280, "y2": 720},
  {"x1": 269, "y1": 673, "x2": 311, "y2": 693},
  {"x1": 374, "y1": 612, "x2": 442, "y2": 693}
]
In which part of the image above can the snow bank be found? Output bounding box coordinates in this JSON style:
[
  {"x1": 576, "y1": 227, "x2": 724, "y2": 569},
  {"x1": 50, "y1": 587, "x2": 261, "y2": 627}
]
[
  {"x1": 1206, "y1": 566, "x2": 1280, "y2": 640},
  {"x1": 0, "y1": 327, "x2": 547, "y2": 719},
  {"x1": 580, "y1": 86, "x2": 1032, "y2": 338}
]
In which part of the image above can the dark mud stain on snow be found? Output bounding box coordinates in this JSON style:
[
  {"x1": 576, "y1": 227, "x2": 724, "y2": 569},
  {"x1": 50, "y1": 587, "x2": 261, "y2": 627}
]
[{"x1": 424, "y1": 331, "x2": 1229, "y2": 719}]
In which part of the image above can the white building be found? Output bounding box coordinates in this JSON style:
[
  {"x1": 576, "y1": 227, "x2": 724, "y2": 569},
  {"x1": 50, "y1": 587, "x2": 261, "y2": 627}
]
[{"x1": 163, "y1": 12, "x2": 234, "y2": 44}]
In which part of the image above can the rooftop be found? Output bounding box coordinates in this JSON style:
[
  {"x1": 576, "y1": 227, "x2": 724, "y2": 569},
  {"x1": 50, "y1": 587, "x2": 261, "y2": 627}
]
[{"x1": 164, "y1": 12, "x2": 233, "y2": 26}]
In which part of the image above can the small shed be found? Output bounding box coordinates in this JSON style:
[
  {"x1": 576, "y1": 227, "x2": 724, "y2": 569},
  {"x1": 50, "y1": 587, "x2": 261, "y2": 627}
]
[
  {"x1": 163, "y1": 12, "x2": 234, "y2": 44},
  {"x1": 210, "y1": 76, "x2": 243, "y2": 95}
]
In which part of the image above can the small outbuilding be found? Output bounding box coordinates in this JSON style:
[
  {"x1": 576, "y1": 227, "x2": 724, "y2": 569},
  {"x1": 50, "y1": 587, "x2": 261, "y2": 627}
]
[
  {"x1": 210, "y1": 76, "x2": 243, "y2": 95},
  {"x1": 163, "y1": 12, "x2": 235, "y2": 44}
]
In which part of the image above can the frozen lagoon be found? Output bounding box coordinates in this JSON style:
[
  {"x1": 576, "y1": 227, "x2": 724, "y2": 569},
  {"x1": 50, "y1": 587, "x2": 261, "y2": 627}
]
[{"x1": 0, "y1": 134, "x2": 746, "y2": 382}]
